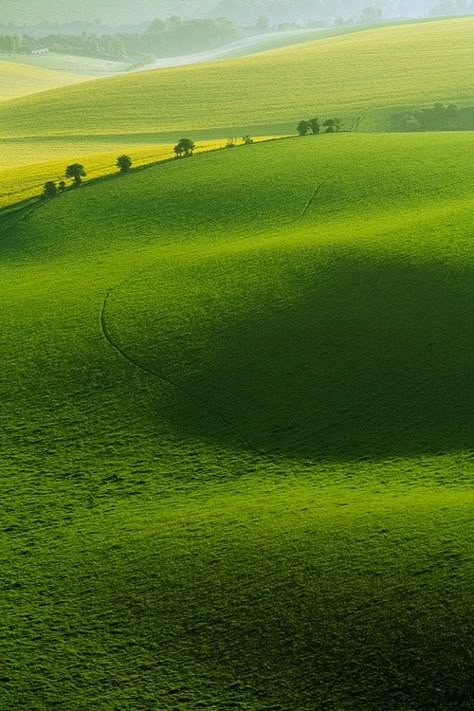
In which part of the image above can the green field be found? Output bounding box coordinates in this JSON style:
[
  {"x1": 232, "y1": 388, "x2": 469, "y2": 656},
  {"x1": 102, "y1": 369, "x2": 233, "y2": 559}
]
[
  {"x1": 1, "y1": 132, "x2": 473, "y2": 709},
  {"x1": 0, "y1": 59, "x2": 87, "y2": 101},
  {"x1": 0, "y1": 17, "x2": 472, "y2": 140},
  {"x1": 0, "y1": 135, "x2": 278, "y2": 208}
]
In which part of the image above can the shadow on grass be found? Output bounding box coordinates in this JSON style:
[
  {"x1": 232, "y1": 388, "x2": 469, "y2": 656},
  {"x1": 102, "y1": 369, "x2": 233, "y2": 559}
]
[
  {"x1": 137, "y1": 253, "x2": 474, "y2": 461},
  {"x1": 72, "y1": 504, "x2": 473, "y2": 711}
]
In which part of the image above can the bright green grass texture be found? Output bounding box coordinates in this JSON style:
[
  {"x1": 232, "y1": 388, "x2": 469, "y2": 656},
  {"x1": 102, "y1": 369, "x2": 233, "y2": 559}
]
[
  {"x1": 0, "y1": 17, "x2": 472, "y2": 139},
  {"x1": 0, "y1": 59, "x2": 87, "y2": 101},
  {"x1": 0, "y1": 133, "x2": 473, "y2": 710}
]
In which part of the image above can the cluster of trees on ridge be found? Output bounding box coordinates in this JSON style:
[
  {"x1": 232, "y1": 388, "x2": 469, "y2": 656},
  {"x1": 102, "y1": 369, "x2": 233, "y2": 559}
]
[
  {"x1": 297, "y1": 117, "x2": 343, "y2": 134},
  {"x1": 43, "y1": 157, "x2": 130, "y2": 197},
  {"x1": 0, "y1": 16, "x2": 244, "y2": 62},
  {"x1": 41, "y1": 136, "x2": 261, "y2": 197},
  {"x1": 3, "y1": 0, "x2": 473, "y2": 62},
  {"x1": 391, "y1": 102, "x2": 474, "y2": 132}
]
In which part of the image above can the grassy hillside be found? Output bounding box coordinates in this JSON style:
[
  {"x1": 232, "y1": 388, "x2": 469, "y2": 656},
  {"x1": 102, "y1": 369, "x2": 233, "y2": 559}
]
[
  {"x1": 0, "y1": 132, "x2": 473, "y2": 710},
  {"x1": 0, "y1": 59, "x2": 86, "y2": 101},
  {"x1": 0, "y1": 17, "x2": 472, "y2": 139},
  {"x1": 0, "y1": 136, "x2": 276, "y2": 208}
]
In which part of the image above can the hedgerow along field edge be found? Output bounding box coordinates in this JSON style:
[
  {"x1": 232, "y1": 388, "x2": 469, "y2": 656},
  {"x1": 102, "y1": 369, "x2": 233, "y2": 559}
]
[{"x1": 0, "y1": 135, "x2": 281, "y2": 208}]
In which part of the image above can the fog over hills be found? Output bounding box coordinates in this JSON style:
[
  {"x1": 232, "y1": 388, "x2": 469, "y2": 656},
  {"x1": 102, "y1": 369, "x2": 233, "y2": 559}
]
[{"x1": 1, "y1": 0, "x2": 472, "y2": 27}]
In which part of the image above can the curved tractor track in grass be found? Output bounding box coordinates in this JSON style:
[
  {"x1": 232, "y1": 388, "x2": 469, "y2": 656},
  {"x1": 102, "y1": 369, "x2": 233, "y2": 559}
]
[
  {"x1": 99, "y1": 180, "x2": 325, "y2": 454},
  {"x1": 100, "y1": 287, "x2": 256, "y2": 452}
]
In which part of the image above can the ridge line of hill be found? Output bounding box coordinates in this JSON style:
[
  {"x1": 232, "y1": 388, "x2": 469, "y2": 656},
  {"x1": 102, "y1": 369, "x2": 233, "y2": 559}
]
[{"x1": 0, "y1": 135, "x2": 294, "y2": 216}]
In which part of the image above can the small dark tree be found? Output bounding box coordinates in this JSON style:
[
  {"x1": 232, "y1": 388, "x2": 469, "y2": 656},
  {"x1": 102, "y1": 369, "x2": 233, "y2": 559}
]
[
  {"x1": 226, "y1": 137, "x2": 237, "y2": 148},
  {"x1": 323, "y1": 118, "x2": 342, "y2": 133},
  {"x1": 116, "y1": 155, "x2": 132, "y2": 173},
  {"x1": 308, "y1": 118, "x2": 320, "y2": 135},
  {"x1": 174, "y1": 144, "x2": 184, "y2": 159},
  {"x1": 242, "y1": 135, "x2": 254, "y2": 144},
  {"x1": 66, "y1": 163, "x2": 86, "y2": 186},
  {"x1": 43, "y1": 181, "x2": 57, "y2": 198},
  {"x1": 175, "y1": 138, "x2": 195, "y2": 157},
  {"x1": 58, "y1": 180, "x2": 66, "y2": 192},
  {"x1": 297, "y1": 120, "x2": 311, "y2": 136}
]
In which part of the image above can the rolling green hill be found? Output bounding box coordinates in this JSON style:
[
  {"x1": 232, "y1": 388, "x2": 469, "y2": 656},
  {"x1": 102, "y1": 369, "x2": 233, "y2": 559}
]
[
  {"x1": 0, "y1": 17, "x2": 472, "y2": 140},
  {"x1": 0, "y1": 59, "x2": 87, "y2": 101},
  {"x1": 1, "y1": 132, "x2": 473, "y2": 709}
]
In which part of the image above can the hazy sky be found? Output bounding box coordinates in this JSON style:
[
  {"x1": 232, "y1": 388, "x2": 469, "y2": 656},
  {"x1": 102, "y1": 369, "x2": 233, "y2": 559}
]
[{"x1": 0, "y1": 0, "x2": 468, "y2": 27}]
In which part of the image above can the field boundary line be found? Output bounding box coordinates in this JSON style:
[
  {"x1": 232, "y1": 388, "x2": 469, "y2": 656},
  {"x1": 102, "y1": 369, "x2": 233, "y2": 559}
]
[
  {"x1": 100, "y1": 288, "x2": 256, "y2": 453},
  {"x1": 0, "y1": 134, "x2": 296, "y2": 212},
  {"x1": 301, "y1": 182, "x2": 325, "y2": 218},
  {"x1": 98, "y1": 176, "x2": 326, "y2": 455}
]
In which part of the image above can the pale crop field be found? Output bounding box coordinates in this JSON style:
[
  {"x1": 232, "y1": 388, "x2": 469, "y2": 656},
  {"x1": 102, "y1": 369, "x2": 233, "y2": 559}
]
[
  {"x1": 0, "y1": 17, "x2": 472, "y2": 139},
  {"x1": 0, "y1": 52, "x2": 129, "y2": 77},
  {"x1": 0, "y1": 59, "x2": 87, "y2": 101},
  {"x1": 0, "y1": 136, "x2": 279, "y2": 207}
]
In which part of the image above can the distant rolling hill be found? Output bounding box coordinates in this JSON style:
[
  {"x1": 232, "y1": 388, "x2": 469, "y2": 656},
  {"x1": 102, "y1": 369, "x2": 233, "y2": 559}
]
[
  {"x1": 0, "y1": 132, "x2": 473, "y2": 710},
  {"x1": 0, "y1": 59, "x2": 87, "y2": 101},
  {"x1": 0, "y1": 17, "x2": 472, "y2": 140}
]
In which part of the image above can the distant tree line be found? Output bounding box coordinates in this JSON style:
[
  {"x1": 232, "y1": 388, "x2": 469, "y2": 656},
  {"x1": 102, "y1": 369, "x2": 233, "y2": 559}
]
[
  {"x1": 297, "y1": 117, "x2": 343, "y2": 135},
  {"x1": 1, "y1": 16, "x2": 244, "y2": 62},
  {"x1": 38, "y1": 123, "x2": 341, "y2": 202},
  {"x1": 391, "y1": 103, "x2": 474, "y2": 132},
  {"x1": 42, "y1": 156, "x2": 135, "y2": 197}
]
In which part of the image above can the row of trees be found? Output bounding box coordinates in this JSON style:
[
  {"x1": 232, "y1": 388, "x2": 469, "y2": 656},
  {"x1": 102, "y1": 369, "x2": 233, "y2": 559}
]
[
  {"x1": 1, "y1": 17, "x2": 244, "y2": 62},
  {"x1": 297, "y1": 117, "x2": 343, "y2": 135},
  {"x1": 42, "y1": 156, "x2": 133, "y2": 198},
  {"x1": 41, "y1": 135, "x2": 251, "y2": 197},
  {"x1": 40, "y1": 122, "x2": 338, "y2": 200}
]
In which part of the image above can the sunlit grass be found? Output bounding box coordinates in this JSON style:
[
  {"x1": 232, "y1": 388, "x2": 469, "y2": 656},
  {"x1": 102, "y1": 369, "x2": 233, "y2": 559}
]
[
  {"x1": 0, "y1": 59, "x2": 86, "y2": 101},
  {"x1": 0, "y1": 17, "x2": 472, "y2": 139},
  {"x1": 0, "y1": 136, "x2": 278, "y2": 207}
]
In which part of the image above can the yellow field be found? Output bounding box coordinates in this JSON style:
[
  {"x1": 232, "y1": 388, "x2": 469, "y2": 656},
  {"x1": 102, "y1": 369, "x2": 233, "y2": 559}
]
[
  {"x1": 0, "y1": 18, "x2": 472, "y2": 138},
  {"x1": 0, "y1": 59, "x2": 86, "y2": 101},
  {"x1": 0, "y1": 136, "x2": 278, "y2": 207}
]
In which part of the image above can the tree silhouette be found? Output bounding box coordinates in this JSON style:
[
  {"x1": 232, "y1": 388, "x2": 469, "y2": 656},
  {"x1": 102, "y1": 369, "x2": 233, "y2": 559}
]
[
  {"x1": 323, "y1": 118, "x2": 342, "y2": 133},
  {"x1": 116, "y1": 155, "x2": 132, "y2": 173},
  {"x1": 174, "y1": 144, "x2": 184, "y2": 159},
  {"x1": 58, "y1": 180, "x2": 66, "y2": 192},
  {"x1": 242, "y1": 135, "x2": 254, "y2": 144},
  {"x1": 308, "y1": 118, "x2": 320, "y2": 135},
  {"x1": 66, "y1": 163, "x2": 86, "y2": 186},
  {"x1": 174, "y1": 138, "x2": 195, "y2": 158},
  {"x1": 297, "y1": 120, "x2": 311, "y2": 136},
  {"x1": 43, "y1": 181, "x2": 57, "y2": 198}
]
